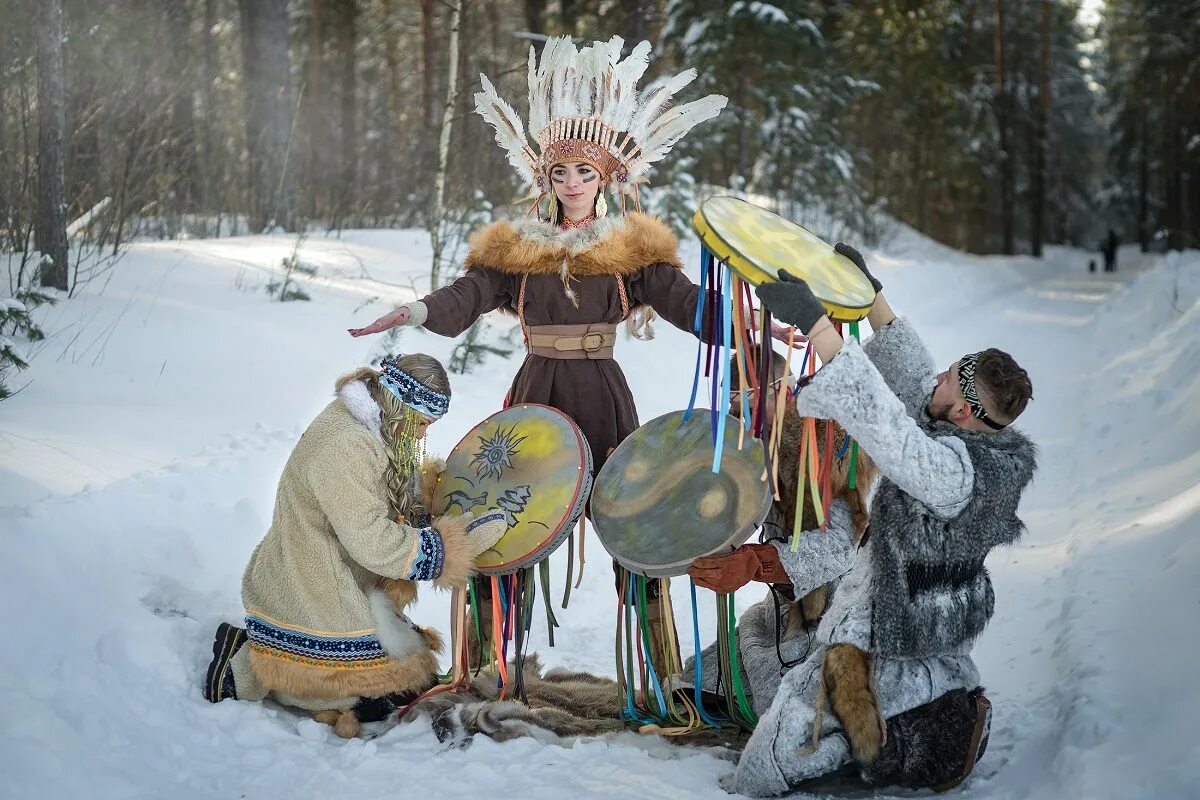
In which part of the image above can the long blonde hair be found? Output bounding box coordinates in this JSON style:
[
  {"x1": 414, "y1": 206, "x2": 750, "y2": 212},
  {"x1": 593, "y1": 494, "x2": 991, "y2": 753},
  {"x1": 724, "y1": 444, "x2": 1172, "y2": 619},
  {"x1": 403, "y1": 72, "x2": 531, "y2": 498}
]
[{"x1": 336, "y1": 354, "x2": 451, "y2": 525}]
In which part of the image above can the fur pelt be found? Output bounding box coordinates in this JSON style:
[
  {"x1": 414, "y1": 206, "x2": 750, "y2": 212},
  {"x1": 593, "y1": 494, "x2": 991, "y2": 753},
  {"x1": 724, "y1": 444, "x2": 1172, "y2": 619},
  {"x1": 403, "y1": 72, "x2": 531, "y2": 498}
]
[
  {"x1": 464, "y1": 212, "x2": 682, "y2": 278},
  {"x1": 823, "y1": 643, "x2": 886, "y2": 765},
  {"x1": 729, "y1": 646, "x2": 981, "y2": 797},
  {"x1": 411, "y1": 654, "x2": 626, "y2": 746},
  {"x1": 368, "y1": 590, "x2": 428, "y2": 662},
  {"x1": 373, "y1": 456, "x2": 451, "y2": 664}
]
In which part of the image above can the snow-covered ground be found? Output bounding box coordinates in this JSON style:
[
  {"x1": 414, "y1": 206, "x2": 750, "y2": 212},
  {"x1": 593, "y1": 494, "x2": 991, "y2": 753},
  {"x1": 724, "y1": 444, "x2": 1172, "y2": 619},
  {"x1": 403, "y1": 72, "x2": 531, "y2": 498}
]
[{"x1": 1, "y1": 226, "x2": 1197, "y2": 800}]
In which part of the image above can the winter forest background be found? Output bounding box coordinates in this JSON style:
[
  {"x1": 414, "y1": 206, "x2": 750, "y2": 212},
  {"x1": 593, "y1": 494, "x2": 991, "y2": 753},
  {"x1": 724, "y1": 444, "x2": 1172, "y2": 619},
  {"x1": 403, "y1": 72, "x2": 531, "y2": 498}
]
[
  {"x1": 3, "y1": 4, "x2": 1200, "y2": 798},
  {"x1": 6, "y1": 1, "x2": 1200, "y2": 293}
]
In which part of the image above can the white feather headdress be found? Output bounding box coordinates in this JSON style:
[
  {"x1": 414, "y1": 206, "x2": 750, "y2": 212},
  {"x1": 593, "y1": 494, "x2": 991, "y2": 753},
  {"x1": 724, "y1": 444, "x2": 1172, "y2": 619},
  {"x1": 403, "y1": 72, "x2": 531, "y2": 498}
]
[{"x1": 474, "y1": 36, "x2": 727, "y2": 196}]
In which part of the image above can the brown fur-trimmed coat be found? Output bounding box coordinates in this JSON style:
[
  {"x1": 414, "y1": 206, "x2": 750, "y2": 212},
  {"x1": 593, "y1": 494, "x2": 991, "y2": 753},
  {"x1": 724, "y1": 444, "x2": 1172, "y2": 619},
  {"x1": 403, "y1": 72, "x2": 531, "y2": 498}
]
[{"x1": 420, "y1": 212, "x2": 713, "y2": 474}]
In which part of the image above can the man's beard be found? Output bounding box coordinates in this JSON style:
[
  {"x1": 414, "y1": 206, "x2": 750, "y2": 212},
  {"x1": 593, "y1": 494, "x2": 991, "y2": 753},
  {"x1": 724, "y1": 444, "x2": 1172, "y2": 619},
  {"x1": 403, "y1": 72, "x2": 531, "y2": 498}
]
[{"x1": 926, "y1": 399, "x2": 953, "y2": 422}]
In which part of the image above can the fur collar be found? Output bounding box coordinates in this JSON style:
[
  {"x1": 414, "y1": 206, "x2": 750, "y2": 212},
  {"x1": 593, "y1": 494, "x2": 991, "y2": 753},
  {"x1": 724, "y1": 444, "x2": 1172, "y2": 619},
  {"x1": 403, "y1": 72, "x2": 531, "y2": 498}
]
[
  {"x1": 463, "y1": 212, "x2": 682, "y2": 278},
  {"x1": 337, "y1": 379, "x2": 384, "y2": 443}
]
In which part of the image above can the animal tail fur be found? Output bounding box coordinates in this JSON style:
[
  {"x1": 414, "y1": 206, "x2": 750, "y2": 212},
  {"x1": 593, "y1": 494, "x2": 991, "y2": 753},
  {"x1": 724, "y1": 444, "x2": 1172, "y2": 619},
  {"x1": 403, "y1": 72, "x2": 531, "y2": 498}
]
[{"x1": 823, "y1": 643, "x2": 886, "y2": 764}]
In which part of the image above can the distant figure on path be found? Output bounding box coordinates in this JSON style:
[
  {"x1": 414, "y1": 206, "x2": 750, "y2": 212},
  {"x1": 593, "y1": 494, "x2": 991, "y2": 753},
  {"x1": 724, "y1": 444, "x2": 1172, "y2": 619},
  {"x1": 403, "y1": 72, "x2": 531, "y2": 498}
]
[{"x1": 1103, "y1": 228, "x2": 1119, "y2": 273}]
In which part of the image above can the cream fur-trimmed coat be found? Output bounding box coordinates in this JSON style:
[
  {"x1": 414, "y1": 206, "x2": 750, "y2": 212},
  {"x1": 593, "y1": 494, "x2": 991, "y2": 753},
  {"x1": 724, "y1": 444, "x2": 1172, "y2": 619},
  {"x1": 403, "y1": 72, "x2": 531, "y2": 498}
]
[{"x1": 241, "y1": 379, "x2": 471, "y2": 701}]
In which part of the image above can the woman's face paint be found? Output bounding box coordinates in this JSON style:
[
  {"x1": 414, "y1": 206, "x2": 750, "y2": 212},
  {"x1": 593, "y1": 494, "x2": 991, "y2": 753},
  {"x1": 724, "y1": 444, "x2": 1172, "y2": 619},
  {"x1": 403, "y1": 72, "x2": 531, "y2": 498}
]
[{"x1": 550, "y1": 162, "x2": 602, "y2": 220}]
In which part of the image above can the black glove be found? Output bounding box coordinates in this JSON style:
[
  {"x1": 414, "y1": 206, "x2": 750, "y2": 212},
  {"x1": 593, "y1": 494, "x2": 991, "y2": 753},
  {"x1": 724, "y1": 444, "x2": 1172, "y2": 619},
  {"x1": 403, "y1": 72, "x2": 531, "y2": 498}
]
[
  {"x1": 755, "y1": 270, "x2": 827, "y2": 334},
  {"x1": 835, "y1": 242, "x2": 882, "y2": 293}
]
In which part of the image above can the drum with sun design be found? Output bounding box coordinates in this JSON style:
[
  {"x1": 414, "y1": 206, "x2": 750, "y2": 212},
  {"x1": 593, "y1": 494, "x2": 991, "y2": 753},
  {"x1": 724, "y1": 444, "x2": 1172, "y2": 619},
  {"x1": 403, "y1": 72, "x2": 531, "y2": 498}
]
[
  {"x1": 590, "y1": 409, "x2": 772, "y2": 578},
  {"x1": 432, "y1": 404, "x2": 593, "y2": 575},
  {"x1": 693, "y1": 195, "x2": 876, "y2": 323}
]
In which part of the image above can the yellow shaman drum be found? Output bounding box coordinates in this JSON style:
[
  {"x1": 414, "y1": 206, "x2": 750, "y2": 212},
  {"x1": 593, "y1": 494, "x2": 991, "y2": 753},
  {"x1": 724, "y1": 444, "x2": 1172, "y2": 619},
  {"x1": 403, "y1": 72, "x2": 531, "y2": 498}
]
[
  {"x1": 591, "y1": 409, "x2": 771, "y2": 578},
  {"x1": 692, "y1": 195, "x2": 876, "y2": 322},
  {"x1": 432, "y1": 404, "x2": 592, "y2": 576}
]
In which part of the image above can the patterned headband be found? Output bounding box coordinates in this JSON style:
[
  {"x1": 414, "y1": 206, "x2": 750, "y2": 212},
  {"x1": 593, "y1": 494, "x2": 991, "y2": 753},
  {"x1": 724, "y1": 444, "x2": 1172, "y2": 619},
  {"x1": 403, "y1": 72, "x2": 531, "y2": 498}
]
[
  {"x1": 957, "y1": 353, "x2": 1006, "y2": 430},
  {"x1": 378, "y1": 356, "x2": 450, "y2": 419}
]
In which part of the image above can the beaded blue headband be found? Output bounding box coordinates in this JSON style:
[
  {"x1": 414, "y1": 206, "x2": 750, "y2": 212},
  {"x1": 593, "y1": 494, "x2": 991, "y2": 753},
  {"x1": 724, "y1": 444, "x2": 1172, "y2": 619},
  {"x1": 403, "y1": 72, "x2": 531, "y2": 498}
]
[{"x1": 378, "y1": 356, "x2": 450, "y2": 419}]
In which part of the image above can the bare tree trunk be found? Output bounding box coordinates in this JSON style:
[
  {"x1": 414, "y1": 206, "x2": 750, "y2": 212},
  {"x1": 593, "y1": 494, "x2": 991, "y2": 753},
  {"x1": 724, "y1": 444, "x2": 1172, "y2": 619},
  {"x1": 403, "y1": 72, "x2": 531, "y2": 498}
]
[
  {"x1": 994, "y1": 0, "x2": 1015, "y2": 255},
  {"x1": 239, "y1": 0, "x2": 294, "y2": 232},
  {"x1": 561, "y1": 0, "x2": 580, "y2": 33},
  {"x1": 1138, "y1": 95, "x2": 1149, "y2": 251},
  {"x1": 331, "y1": 0, "x2": 358, "y2": 227},
  {"x1": 202, "y1": 0, "x2": 223, "y2": 230},
  {"x1": 915, "y1": 132, "x2": 928, "y2": 234},
  {"x1": 36, "y1": 0, "x2": 69, "y2": 290},
  {"x1": 421, "y1": 0, "x2": 436, "y2": 129},
  {"x1": 430, "y1": 0, "x2": 463, "y2": 290},
  {"x1": 303, "y1": 0, "x2": 327, "y2": 220},
  {"x1": 381, "y1": 0, "x2": 404, "y2": 215},
  {"x1": 735, "y1": 71, "x2": 750, "y2": 185},
  {"x1": 1031, "y1": 0, "x2": 1050, "y2": 257},
  {"x1": 525, "y1": 0, "x2": 547, "y2": 46},
  {"x1": 618, "y1": 0, "x2": 648, "y2": 45},
  {"x1": 1165, "y1": 98, "x2": 1183, "y2": 250},
  {"x1": 165, "y1": 1, "x2": 198, "y2": 213}
]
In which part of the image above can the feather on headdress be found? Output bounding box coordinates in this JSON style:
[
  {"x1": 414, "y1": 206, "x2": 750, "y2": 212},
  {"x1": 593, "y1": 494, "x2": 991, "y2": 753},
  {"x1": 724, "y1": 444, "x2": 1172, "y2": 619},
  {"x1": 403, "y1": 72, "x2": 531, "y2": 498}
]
[{"x1": 474, "y1": 36, "x2": 727, "y2": 195}]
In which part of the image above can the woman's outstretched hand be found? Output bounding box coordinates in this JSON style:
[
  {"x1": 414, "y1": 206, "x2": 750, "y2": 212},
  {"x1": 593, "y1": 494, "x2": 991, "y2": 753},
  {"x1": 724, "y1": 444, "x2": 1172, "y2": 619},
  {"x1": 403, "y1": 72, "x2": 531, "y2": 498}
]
[{"x1": 348, "y1": 306, "x2": 410, "y2": 337}]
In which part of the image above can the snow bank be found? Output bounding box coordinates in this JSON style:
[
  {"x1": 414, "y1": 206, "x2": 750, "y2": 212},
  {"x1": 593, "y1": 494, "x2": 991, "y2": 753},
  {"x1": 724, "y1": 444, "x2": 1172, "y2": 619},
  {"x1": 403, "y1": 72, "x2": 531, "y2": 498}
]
[{"x1": 2, "y1": 229, "x2": 1197, "y2": 799}]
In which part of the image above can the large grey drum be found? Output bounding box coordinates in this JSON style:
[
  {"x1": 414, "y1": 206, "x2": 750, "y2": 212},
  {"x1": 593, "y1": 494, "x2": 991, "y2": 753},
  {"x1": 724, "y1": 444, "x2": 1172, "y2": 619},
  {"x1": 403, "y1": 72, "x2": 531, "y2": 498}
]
[{"x1": 590, "y1": 409, "x2": 771, "y2": 578}]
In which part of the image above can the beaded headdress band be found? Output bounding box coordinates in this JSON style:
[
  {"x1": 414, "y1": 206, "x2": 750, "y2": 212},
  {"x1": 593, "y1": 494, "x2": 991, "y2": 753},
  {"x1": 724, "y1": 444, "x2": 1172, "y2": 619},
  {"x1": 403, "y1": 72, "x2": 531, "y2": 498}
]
[{"x1": 378, "y1": 356, "x2": 450, "y2": 419}]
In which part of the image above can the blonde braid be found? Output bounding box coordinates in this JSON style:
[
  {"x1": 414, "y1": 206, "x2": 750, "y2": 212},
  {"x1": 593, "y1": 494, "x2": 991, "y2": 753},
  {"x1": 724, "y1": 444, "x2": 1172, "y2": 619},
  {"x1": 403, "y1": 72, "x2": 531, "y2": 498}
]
[{"x1": 339, "y1": 354, "x2": 451, "y2": 525}]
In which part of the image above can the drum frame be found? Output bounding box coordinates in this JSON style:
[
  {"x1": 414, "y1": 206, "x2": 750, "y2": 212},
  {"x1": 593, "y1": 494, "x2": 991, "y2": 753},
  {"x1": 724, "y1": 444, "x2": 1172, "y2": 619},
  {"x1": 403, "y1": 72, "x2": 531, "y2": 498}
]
[
  {"x1": 434, "y1": 403, "x2": 592, "y2": 576},
  {"x1": 591, "y1": 408, "x2": 772, "y2": 579},
  {"x1": 692, "y1": 196, "x2": 874, "y2": 323}
]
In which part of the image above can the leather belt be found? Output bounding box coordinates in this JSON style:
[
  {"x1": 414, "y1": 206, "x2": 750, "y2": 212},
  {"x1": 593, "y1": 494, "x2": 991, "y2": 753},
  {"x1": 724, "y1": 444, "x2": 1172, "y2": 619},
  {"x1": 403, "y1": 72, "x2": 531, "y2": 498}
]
[{"x1": 527, "y1": 323, "x2": 617, "y2": 360}]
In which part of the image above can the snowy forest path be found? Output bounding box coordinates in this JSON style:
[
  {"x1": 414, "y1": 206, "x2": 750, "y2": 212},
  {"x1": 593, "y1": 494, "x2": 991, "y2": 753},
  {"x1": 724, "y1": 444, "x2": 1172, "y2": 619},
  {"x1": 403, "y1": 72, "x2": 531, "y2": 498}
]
[{"x1": 920, "y1": 248, "x2": 1191, "y2": 800}]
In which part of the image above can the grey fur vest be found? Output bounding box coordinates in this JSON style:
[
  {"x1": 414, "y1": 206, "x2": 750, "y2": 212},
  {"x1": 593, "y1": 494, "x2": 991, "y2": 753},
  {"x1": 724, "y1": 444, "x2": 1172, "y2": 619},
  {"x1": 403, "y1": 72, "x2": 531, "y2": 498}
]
[{"x1": 869, "y1": 422, "x2": 1037, "y2": 658}]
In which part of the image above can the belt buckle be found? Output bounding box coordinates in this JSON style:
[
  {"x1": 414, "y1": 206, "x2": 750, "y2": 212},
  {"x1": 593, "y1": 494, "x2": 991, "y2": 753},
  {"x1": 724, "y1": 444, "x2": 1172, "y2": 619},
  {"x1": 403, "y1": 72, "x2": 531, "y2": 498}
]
[{"x1": 581, "y1": 332, "x2": 604, "y2": 352}]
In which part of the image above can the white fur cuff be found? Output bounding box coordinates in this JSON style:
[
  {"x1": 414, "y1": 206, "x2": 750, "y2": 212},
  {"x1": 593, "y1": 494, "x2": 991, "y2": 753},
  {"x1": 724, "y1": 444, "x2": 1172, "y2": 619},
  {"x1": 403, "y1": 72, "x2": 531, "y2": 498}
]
[{"x1": 402, "y1": 301, "x2": 429, "y2": 328}]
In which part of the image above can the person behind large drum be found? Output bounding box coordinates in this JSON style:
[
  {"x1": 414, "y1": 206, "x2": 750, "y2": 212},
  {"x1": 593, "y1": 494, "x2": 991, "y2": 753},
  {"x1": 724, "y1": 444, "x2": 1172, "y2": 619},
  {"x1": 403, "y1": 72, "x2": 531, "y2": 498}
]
[
  {"x1": 201, "y1": 354, "x2": 508, "y2": 738},
  {"x1": 706, "y1": 246, "x2": 1036, "y2": 795},
  {"x1": 682, "y1": 345, "x2": 876, "y2": 715},
  {"x1": 347, "y1": 36, "x2": 727, "y2": 664}
]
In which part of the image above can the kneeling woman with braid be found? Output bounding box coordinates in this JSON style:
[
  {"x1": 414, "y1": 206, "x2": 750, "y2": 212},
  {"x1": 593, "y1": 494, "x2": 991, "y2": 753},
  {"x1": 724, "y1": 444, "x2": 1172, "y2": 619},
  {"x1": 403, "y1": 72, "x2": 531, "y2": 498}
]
[{"x1": 203, "y1": 354, "x2": 506, "y2": 737}]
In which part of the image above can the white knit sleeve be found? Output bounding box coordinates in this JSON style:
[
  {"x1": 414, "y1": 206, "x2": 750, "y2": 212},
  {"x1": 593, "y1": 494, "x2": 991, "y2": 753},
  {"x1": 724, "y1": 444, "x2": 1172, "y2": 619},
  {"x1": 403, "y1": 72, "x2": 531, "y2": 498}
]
[{"x1": 796, "y1": 339, "x2": 974, "y2": 518}]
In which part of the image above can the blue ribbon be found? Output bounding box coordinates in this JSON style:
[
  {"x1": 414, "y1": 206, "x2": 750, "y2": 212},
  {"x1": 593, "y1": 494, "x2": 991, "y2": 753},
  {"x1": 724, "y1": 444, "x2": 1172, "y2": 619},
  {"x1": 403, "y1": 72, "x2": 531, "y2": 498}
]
[
  {"x1": 690, "y1": 580, "x2": 722, "y2": 728},
  {"x1": 712, "y1": 265, "x2": 733, "y2": 472},
  {"x1": 685, "y1": 248, "x2": 711, "y2": 421}
]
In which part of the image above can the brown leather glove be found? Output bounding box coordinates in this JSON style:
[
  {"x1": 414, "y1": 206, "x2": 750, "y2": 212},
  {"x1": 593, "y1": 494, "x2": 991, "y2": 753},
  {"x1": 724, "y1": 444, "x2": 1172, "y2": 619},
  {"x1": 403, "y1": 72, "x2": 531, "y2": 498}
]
[{"x1": 687, "y1": 543, "x2": 789, "y2": 593}]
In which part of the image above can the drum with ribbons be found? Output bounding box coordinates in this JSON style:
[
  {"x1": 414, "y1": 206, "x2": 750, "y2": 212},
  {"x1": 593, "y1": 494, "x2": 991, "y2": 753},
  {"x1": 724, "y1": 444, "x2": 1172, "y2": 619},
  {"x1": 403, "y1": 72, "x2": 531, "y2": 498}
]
[
  {"x1": 692, "y1": 195, "x2": 876, "y2": 322},
  {"x1": 590, "y1": 409, "x2": 772, "y2": 578},
  {"x1": 431, "y1": 403, "x2": 592, "y2": 575}
]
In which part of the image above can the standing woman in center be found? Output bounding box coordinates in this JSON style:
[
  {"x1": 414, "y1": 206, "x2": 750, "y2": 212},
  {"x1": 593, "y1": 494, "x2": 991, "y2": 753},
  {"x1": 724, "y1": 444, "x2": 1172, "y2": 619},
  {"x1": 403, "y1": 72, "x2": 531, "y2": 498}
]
[
  {"x1": 348, "y1": 37, "x2": 727, "y2": 670},
  {"x1": 349, "y1": 35, "x2": 727, "y2": 481}
]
